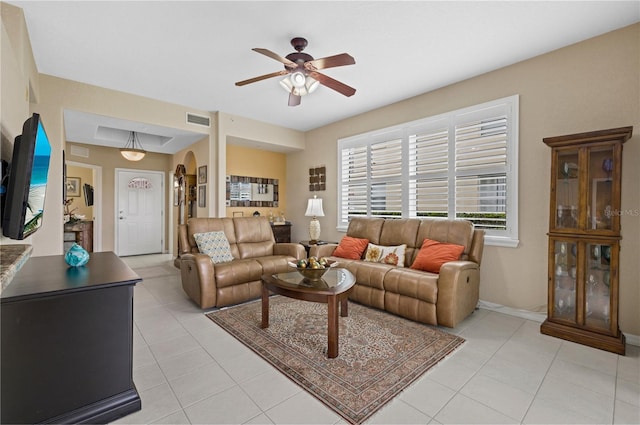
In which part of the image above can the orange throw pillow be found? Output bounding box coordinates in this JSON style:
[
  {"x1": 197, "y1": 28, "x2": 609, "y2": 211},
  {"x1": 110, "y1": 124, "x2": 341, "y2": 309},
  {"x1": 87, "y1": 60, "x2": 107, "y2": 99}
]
[
  {"x1": 410, "y1": 238, "x2": 465, "y2": 273},
  {"x1": 333, "y1": 236, "x2": 370, "y2": 260}
]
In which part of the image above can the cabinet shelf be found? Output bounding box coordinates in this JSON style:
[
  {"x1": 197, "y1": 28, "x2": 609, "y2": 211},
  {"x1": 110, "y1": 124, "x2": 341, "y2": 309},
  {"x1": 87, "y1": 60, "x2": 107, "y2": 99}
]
[{"x1": 540, "y1": 126, "x2": 632, "y2": 355}]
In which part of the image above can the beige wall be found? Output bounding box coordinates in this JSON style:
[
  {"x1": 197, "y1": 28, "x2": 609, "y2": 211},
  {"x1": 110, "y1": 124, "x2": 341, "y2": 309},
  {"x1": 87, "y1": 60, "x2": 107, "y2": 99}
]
[
  {"x1": 225, "y1": 144, "x2": 288, "y2": 219},
  {"x1": 215, "y1": 112, "x2": 304, "y2": 217},
  {"x1": 66, "y1": 142, "x2": 172, "y2": 252},
  {"x1": 287, "y1": 24, "x2": 640, "y2": 336},
  {"x1": 65, "y1": 164, "x2": 93, "y2": 220},
  {"x1": 8, "y1": 70, "x2": 213, "y2": 256}
]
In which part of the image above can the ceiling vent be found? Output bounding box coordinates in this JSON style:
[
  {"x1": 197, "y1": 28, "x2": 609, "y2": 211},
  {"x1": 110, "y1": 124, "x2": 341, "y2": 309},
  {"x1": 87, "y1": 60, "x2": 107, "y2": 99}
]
[
  {"x1": 70, "y1": 144, "x2": 90, "y2": 158},
  {"x1": 186, "y1": 113, "x2": 210, "y2": 128}
]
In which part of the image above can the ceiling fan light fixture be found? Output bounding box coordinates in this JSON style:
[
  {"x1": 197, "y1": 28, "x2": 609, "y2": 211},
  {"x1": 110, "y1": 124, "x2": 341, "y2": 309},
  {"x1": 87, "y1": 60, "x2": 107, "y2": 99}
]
[
  {"x1": 306, "y1": 75, "x2": 319, "y2": 93},
  {"x1": 120, "y1": 131, "x2": 146, "y2": 161},
  {"x1": 290, "y1": 71, "x2": 306, "y2": 88},
  {"x1": 279, "y1": 77, "x2": 294, "y2": 93}
]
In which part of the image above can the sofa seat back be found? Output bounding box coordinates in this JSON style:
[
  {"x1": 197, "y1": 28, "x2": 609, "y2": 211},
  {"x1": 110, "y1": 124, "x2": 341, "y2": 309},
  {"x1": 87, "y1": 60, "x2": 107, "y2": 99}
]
[
  {"x1": 182, "y1": 216, "x2": 276, "y2": 260},
  {"x1": 345, "y1": 217, "x2": 481, "y2": 267}
]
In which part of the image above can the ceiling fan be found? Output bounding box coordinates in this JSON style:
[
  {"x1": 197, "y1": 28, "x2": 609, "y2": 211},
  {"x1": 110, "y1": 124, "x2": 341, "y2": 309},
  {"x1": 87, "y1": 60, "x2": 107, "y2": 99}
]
[{"x1": 235, "y1": 37, "x2": 356, "y2": 107}]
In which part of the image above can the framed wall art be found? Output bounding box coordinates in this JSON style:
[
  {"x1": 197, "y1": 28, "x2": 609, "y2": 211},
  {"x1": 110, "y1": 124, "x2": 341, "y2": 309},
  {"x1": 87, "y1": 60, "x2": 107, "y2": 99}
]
[
  {"x1": 198, "y1": 165, "x2": 207, "y2": 184},
  {"x1": 66, "y1": 177, "x2": 81, "y2": 197},
  {"x1": 198, "y1": 185, "x2": 206, "y2": 208}
]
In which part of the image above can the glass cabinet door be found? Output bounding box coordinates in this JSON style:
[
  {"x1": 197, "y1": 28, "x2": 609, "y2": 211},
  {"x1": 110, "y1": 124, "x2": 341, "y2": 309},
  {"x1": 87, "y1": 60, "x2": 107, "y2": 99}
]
[
  {"x1": 555, "y1": 149, "x2": 580, "y2": 230},
  {"x1": 551, "y1": 239, "x2": 577, "y2": 322},
  {"x1": 587, "y1": 146, "x2": 617, "y2": 232},
  {"x1": 584, "y1": 242, "x2": 615, "y2": 333}
]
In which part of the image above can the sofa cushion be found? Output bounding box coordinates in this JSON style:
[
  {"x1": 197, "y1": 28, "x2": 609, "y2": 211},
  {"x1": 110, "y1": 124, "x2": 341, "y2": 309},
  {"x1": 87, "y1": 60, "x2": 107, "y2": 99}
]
[
  {"x1": 333, "y1": 236, "x2": 369, "y2": 260},
  {"x1": 193, "y1": 231, "x2": 234, "y2": 264},
  {"x1": 410, "y1": 238, "x2": 464, "y2": 273},
  {"x1": 364, "y1": 243, "x2": 406, "y2": 267}
]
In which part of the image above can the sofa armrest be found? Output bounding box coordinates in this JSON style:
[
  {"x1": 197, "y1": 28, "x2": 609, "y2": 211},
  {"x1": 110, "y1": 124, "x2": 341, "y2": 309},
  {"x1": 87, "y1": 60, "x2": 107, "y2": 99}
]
[
  {"x1": 180, "y1": 253, "x2": 217, "y2": 309},
  {"x1": 309, "y1": 244, "x2": 338, "y2": 258},
  {"x1": 436, "y1": 260, "x2": 480, "y2": 328},
  {"x1": 273, "y1": 243, "x2": 306, "y2": 260}
]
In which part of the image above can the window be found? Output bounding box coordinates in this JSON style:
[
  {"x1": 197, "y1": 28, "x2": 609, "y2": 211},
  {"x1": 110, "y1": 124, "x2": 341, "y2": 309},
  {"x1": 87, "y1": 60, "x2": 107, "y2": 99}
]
[{"x1": 338, "y1": 95, "x2": 519, "y2": 247}]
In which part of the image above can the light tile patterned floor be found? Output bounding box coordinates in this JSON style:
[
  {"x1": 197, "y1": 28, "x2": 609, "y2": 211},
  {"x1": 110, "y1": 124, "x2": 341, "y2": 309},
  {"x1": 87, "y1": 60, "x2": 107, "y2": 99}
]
[{"x1": 113, "y1": 254, "x2": 640, "y2": 425}]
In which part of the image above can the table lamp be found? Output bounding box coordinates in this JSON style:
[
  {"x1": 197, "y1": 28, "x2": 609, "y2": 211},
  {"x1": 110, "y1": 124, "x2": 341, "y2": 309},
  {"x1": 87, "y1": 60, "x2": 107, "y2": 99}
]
[{"x1": 305, "y1": 195, "x2": 325, "y2": 244}]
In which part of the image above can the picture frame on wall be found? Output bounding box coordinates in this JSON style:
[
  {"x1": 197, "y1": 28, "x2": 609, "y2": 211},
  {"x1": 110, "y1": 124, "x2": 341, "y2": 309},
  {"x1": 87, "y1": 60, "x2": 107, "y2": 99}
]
[
  {"x1": 198, "y1": 185, "x2": 206, "y2": 208},
  {"x1": 66, "y1": 177, "x2": 81, "y2": 197},
  {"x1": 198, "y1": 165, "x2": 207, "y2": 184}
]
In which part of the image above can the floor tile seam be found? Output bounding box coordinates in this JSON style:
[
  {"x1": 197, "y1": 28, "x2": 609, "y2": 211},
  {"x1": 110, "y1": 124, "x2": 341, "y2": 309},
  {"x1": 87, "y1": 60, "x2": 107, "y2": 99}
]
[
  {"x1": 435, "y1": 391, "x2": 523, "y2": 424},
  {"x1": 175, "y1": 310, "x2": 242, "y2": 386},
  {"x1": 529, "y1": 362, "x2": 616, "y2": 424},
  {"x1": 133, "y1": 302, "x2": 230, "y2": 415},
  {"x1": 548, "y1": 358, "x2": 618, "y2": 399},
  {"x1": 458, "y1": 371, "x2": 536, "y2": 423},
  {"x1": 518, "y1": 336, "x2": 568, "y2": 424},
  {"x1": 479, "y1": 318, "x2": 558, "y2": 424},
  {"x1": 237, "y1": 376, "x2": 302, "y2": 420},
  {"x1": 615, "y1": 371, "x2": 640, "y2": 385},
  {"x1": 132, "y1": 382, "x2": 185, "y2": 425},
  {"x1": 168, "y1": 375, "x2": 239, "y2": 411},
  {"x1": 181, "y1": 383, "x2": 263, "y2": 424},
  {"x1": 390, "y1": 395, "x2": 436, "y2": 422},
  {"x1": 428, "y1": 338, "x2": 498, "y2": 419},
  {"x1": 614, "y1": 378, "x2": 640, "y2": 407}
]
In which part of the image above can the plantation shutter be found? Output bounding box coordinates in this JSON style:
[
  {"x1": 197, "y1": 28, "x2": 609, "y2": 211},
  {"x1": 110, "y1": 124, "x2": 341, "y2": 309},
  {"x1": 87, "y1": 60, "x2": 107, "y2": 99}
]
[
  {"x1": 338, "y1": 95, "x2": 518, "y2": 246},
  {"x1": 454, "y1": 115, "x2": 508, "y2": 230},
  {"x1": 409, "y1": 125, "x2": 449, "y2": 217},
  {"x1": 340, "y1": 145, "x2": 368, "y2": 226},
  {"x1": 370, "y1": 138, "x2": 403, "y2": 217}
]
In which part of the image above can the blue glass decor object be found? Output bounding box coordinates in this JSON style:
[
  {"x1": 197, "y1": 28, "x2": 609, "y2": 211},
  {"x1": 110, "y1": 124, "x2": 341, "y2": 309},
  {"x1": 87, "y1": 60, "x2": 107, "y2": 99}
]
[{"x1": 65, "y1": 243, "x2": 90, "y2": 267}]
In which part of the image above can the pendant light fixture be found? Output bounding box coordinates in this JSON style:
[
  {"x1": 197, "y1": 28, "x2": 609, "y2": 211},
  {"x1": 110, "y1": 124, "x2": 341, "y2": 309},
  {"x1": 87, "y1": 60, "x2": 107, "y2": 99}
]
[{"x1": 120, "y1": 131, "x2": 146, "y2": 161}]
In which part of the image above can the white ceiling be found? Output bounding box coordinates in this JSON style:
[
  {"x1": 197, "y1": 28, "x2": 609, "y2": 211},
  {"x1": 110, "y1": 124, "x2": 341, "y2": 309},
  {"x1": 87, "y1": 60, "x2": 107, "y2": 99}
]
[{"x1": 9, "y1": 1, "x2": 640, "y2": 153}]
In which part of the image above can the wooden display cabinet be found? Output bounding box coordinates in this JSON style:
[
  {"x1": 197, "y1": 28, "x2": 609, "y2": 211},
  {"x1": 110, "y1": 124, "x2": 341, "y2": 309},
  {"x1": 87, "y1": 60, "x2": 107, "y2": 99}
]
[{"x1": 540, "y1": 126, "x2": 632, "y2": 355}]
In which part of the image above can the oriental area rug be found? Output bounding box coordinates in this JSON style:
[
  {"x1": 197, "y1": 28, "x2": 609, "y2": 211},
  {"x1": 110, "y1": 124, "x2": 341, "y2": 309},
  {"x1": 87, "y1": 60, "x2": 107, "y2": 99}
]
[{"x1": 206, "y1": 296, "x2": 464, "y2": 424}]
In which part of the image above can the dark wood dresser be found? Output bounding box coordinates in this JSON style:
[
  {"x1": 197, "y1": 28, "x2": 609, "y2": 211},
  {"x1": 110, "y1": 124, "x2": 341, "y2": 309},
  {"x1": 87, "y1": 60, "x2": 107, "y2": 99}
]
[
  {"x1": 64, "y1": 220, "x2": 94, "y2": 252},
  {"x1": 1, "y1": 252, "x2": 142, "y2": 424},
  {"x1": 271, "y1": 222, "x2": 291, "y2": 243}
]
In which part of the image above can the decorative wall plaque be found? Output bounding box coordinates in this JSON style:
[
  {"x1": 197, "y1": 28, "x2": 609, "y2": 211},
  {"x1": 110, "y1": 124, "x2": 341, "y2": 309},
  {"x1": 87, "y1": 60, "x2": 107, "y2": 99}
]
[{"x1": 309, "y1": 166, "x2": 326, "y2": 191}]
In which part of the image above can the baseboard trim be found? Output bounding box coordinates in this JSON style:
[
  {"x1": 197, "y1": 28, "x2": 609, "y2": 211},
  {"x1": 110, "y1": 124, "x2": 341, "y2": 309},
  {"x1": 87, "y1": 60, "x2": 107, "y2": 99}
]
[{"x1": 478, "y1": 299, "x2": 639, "y2": 347}]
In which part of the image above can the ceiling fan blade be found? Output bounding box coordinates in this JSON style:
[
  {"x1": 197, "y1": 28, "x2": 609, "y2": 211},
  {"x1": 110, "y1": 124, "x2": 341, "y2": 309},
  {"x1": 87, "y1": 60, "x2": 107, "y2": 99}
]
[
  {"x1": 235, "y1": 70, "x2": 289, "y2": 86},
  {"x1": 304, "y1": 53, "x2": 355, "y2": 71},
  {"x1": 288, "y1": 93, "x2": 301, "y2": 107},
  {"x1": 308, "y1": 71, "x2": 356, "y2": 97},
  {"x1": 252, "y1": 48, "x2": 297, "y2": 69}
]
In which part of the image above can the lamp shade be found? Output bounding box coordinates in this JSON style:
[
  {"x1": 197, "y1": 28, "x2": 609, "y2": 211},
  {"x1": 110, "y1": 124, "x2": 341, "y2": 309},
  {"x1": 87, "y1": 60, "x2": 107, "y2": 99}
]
[
  {"x1": 305, "y1": 196, "x2": 324, "y2": 217},
  {"x1": 120, "y1": 131, "x2": 146, "y2": 161}
]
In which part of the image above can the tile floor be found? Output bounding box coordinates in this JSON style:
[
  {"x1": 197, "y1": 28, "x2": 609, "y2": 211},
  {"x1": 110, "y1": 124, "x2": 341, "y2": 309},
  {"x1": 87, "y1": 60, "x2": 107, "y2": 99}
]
[{"x1": 114, "y1": 254, "x2": 640, "y2": 425}]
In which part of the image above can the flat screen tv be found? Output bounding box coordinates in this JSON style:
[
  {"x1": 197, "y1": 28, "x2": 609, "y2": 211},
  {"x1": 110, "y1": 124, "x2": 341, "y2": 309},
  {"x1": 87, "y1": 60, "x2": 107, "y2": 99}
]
[{"x1": 1, "y1": 113, "x2": 52, "y2": 240}]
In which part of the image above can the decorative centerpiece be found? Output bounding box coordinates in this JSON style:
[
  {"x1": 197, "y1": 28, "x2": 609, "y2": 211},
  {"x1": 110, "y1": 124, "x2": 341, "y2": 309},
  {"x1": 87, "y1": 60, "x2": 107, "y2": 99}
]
[
  {"x1": 289, "y1": 257, "x2": 335, "y2": 281},
  {"x1": 65, "y1": 243, "x2": 90, "y2": 267}
]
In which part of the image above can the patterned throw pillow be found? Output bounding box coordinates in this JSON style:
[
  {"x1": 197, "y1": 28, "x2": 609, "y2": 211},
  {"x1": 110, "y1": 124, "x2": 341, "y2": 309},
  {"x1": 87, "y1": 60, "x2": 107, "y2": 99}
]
[
  {"x1": 410, "y1": 238, "x2": 464, "y2": 273},
  {"x1": 364, "y1": 243, "x2": 406, "y2": 267},
  {"x1": 193, "y1": 231, "x2": 234, "y2": 264}
]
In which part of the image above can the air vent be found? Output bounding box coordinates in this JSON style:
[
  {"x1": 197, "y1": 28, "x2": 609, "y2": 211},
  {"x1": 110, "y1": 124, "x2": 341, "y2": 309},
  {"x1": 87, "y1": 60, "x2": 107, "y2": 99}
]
[
  {"x1": 186, "y1": 113, "x2": 210, "y2": 127},
  {"x1": 70, "y1": 144, "x2": 89, "y2": 158}
]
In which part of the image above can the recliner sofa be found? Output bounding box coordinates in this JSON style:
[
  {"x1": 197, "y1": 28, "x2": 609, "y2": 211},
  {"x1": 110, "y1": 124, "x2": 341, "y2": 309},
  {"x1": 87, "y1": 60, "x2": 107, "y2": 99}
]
[
  {"x1": 177, "y1": 216, "x2": 305, "y2": 308},
  {"x1": 310, "y1": 217, "x2": 485, "y2": 328}
]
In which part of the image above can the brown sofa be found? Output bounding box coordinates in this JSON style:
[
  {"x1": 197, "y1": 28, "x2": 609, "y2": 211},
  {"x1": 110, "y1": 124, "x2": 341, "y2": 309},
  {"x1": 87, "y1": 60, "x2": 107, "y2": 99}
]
[
  {"x1": 177, "y1": 216, "x2": 305, "y2": 309},
  {"x1": 310, "y1": 217, "x2": 485, "y2": 328}
]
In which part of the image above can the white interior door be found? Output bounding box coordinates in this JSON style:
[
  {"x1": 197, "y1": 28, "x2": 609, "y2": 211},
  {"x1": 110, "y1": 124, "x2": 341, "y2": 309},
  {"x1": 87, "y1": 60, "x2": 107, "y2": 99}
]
[{"x1": 116, "y1": 169, "x2": 164, "y2": 256}]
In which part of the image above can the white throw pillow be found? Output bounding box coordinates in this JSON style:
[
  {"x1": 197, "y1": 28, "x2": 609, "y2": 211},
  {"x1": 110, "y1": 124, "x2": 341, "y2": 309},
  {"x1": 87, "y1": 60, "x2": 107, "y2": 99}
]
[
  {"x1": 193, "y1": 231, "x2": 234, "y2": 264},
  {"x1": 364, "y1": 243, "x2": 406, "y2": 267}
]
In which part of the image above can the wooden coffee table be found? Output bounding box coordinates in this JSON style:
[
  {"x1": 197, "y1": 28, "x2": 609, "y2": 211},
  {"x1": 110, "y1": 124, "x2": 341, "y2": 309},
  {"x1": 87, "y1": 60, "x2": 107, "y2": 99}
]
[{"x1": 261, "y1": 268, "x2": 356, "y2": 358}]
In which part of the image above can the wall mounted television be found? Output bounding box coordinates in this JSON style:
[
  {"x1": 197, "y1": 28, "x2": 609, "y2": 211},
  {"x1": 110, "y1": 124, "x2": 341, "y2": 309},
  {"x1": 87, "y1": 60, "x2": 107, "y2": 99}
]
[
  {"x1": 1, "y1": 113, "x2": 52, "y2": 240},
  {"x1": 83, "y1": 183, "x2": 94, "y2": 207}
]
